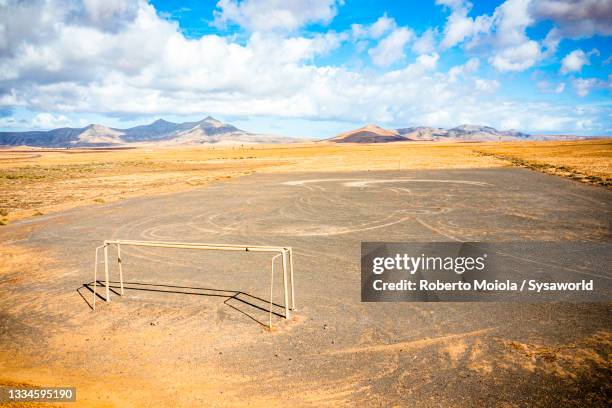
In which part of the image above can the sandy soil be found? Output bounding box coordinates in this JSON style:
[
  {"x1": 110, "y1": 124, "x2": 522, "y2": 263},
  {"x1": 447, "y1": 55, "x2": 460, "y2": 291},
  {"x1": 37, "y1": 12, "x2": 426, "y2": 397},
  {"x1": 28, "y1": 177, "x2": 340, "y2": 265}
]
[
  {"x1": 0, "y1": 168, "x2": 610, "y2": 407},
  {"x1": 1, "y1": 141, "x2": 610, "y2": 406}
]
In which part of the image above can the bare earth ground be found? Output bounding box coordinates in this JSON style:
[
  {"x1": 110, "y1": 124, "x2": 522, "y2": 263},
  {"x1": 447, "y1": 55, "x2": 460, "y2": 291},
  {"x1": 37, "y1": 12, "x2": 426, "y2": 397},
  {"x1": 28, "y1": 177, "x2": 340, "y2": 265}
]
[{"x1": 0, "y1": 140, "x2": 611, "y2": 407}]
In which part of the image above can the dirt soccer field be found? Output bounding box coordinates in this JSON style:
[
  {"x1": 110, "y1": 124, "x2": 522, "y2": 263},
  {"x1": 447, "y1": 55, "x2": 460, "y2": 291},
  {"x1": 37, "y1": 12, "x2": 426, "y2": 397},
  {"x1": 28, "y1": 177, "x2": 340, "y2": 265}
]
[{"x1": 0, "y1": 167, "x2": 610, "y2": 407}]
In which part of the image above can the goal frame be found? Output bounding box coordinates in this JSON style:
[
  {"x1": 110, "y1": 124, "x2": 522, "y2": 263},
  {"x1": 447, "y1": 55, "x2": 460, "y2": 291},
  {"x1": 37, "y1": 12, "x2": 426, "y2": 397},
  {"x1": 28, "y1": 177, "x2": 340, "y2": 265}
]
[{"x1": 92, "y1": 239, "x2": 295, "y2": 327}]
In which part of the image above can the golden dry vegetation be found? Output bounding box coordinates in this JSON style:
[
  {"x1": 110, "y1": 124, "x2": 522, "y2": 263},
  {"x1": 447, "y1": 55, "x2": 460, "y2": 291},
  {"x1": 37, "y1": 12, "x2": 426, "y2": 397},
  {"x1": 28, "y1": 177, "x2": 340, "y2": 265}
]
[
  {"x1": 0, "y1": 139, "x2": 610, "y2": 224},
  {"x1": 474, "y1": 138, "x2": 612, "y2": 186}
]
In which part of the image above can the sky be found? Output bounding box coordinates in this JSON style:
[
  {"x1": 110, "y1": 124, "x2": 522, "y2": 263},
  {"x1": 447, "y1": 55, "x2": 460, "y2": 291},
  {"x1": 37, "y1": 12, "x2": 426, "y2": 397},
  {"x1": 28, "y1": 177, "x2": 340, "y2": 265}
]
[{"x1": 0, "y1": 0, "x2": 610, "y2": 138}]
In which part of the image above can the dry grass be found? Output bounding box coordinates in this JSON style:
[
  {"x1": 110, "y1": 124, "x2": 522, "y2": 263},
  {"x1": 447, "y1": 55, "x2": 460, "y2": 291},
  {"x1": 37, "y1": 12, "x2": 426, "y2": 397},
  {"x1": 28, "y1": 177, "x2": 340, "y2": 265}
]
[
  {"x1": 474, "y1": 139, "x2": 612, "y2": 187},
  {"x1": 0, "y1": 148, "x2": 278, "y2": 222},
  {"x1": 0, "y1": 139, "x2": 609, "y2": 224}
]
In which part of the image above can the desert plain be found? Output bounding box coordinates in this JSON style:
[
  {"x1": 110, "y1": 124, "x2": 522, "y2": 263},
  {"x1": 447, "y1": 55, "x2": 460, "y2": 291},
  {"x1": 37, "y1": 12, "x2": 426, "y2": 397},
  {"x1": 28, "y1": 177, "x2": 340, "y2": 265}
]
[{"x1": 0, "y1": 139, "x2": 611, "y2": 407}]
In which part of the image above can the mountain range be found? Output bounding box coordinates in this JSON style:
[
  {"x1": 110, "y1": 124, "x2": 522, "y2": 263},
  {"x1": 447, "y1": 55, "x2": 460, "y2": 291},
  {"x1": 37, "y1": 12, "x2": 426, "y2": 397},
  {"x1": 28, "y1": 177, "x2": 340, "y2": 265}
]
[
  {"x1": 326, "y1": 124, "x2": 544, "y2": 143},
  {"x1": 0, "y1": 116, "x2": 294, "y2": 147},
  {"x1": 326, "y1": 124, "x2": 598, "y2": 143},
  {"x1": 0, "y1": 118, "x2": 594, "y2": 147}
]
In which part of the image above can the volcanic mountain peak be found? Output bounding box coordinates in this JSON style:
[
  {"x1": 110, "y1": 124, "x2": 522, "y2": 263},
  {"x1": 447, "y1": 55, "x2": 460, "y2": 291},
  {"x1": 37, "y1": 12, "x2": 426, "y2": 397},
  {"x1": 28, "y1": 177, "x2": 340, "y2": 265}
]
[
  {"x1": 84, "y1": 123, "x2": 113, "y2": 131},
  {"x1": 151, "y1": 118, "x2": 173, "y2": 125},
  {"x1": 77, "y1": 124, "x2": 124, "y2": 144},
  {"x1": 360, "y1": 124, "x2": 398, "y2": 136},
  {"x1": 327, "y1": 124, "x2": 406, "y2": 143}
]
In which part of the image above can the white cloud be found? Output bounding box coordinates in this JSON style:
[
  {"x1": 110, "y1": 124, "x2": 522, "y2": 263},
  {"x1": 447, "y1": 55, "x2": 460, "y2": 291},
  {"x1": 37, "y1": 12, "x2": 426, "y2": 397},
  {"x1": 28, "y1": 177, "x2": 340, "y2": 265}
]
[
  {"x1": 489, "y1": 40, "x2": 542, "y2": 72},
  {"x1": 435, "y1": 0, "x2": 611, "y2": 73},
  {"x1": 486, "y1": 0, "x2": 545, "y2": 72},
  {"x1": 494, "y1": 0, "x2": 534, "y2": 45},
  {"x1": 436, "y1": 0, "x2": 541, "y2": 72},
  {"x1": 554, "y1": 82, "x2": 566, "y2": 93},
  {"x1": 353, "y1": 14, "x2": 417, "y2": 67},
  {"x1": 0, "y1": 0, "x2": 608, "y2": 135},
  {"x1": 81, "y1": 0, "x2": 140, "y2": 31},
  {"x1": 412, "y1": 28, "x2": 437, "y2": 55},
  {"x1": 212, "y1": 0, "x2": 341, "y2": 32},
  {"x1": 560, "y1": 48, "x2": 599, "y2": 74},
  {"x1": 368, "y1": 14, "x2": 396, "y2": 39},
  {"x1": 351, "y1": 13, "x2": 396, "y2": 40},
  {"x1": 415, "y1": 53, "x2": 440, "y2": 70},
  {"x1": 572, "y1": 77, "x2": 599, "y2": 97},
  {"x1": 537, "y1": 80, "x2": 565, "y2": 93},
  {"x1": 368, "y1": 27, "x2": 414, "y2": 67},
  {"x1": 474, "y1": 78, "x2": 500, "y2": 92},
  {"x1": 448, "y1": 57, "x2": 479, "y2": 82},
  {"x1": 31, "y1": 112, "x2": 71, "y2": 129},
  {"x1": 541, "y1": 27, "x2": 562, "y2": 57},
  {"x1": 500, "y1": 117, "x2": 521, "y2": 129},
  {"x1": 437, "y1": 1, "x2": 492, "y2": 49}
]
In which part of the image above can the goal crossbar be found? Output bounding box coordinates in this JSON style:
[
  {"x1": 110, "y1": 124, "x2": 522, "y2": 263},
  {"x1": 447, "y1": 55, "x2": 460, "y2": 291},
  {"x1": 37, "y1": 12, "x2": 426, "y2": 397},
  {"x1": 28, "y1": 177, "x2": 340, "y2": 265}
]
[{"x1": 92, "y1": 239, "x2": 295, "y2": 328}]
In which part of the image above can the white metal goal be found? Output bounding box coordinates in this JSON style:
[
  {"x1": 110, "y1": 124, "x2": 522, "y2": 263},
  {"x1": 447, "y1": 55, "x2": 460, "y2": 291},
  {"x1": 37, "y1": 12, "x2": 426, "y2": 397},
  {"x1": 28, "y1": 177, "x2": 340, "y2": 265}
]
[{"x1": 92, "y1": 239, "x2": 295, "y2": 328}]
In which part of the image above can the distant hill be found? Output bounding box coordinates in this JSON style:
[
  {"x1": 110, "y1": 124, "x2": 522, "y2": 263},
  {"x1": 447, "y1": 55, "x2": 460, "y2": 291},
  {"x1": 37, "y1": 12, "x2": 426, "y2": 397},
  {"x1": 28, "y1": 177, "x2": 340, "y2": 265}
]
[
  {"x1": 328, "y1": 124, "x2": 592, "y2": 143},
  {"x1": 326, "y1": 124, "x2": 406, "y2": 143},
  {"x1": 396, "y1": 124, "x2": 531, "y2": 142},
  {"x1": 0, "y1": 116, "x2": 294, "y2": 147}
]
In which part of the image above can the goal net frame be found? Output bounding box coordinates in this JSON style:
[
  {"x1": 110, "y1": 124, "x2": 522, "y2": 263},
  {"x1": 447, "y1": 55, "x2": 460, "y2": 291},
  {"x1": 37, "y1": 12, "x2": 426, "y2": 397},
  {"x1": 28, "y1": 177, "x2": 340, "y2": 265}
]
[{"x1": 92, "y1": 239, "x2": 295, "y2": 328}]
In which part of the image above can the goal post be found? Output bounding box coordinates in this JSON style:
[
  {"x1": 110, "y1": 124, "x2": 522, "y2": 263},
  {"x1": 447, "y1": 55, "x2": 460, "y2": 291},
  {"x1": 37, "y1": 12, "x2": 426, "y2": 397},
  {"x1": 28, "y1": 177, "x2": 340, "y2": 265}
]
[{"x1": 92, "y1": 239, "x2": 296, "y2": 327}]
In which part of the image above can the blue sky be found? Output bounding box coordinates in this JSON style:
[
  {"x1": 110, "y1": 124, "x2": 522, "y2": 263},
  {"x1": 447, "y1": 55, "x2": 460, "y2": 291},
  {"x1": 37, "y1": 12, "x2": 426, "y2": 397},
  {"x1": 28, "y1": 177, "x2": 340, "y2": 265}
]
[{"x1": 1, "y1": 0, "x2": 610, "y2": 137}]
